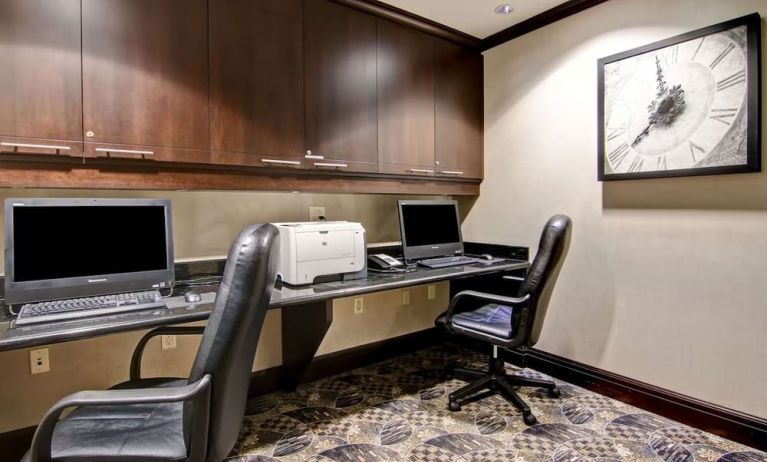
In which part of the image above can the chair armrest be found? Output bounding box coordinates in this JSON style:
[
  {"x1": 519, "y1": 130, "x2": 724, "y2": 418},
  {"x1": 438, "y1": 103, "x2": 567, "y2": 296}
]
[
  {"x1": 130, "y1": 326, "x2": 206, "y2": 380},
  {"x1": 29, "y1": 374, "x2": 211, "y2": 462},
  {"x1": 444, "y1": 290, "x2": 530, "y2": 334}
]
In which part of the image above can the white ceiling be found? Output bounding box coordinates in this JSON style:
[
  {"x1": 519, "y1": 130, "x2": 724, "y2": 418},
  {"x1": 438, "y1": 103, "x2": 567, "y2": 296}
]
[{"x1": 377, "y1": 0, "x2": 570, "y2": 39}]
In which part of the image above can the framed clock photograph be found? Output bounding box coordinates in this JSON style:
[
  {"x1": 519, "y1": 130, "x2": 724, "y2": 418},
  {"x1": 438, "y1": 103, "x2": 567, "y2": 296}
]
[{"x1": 598, "y1": 13, "x2": 762, "y2": 181}]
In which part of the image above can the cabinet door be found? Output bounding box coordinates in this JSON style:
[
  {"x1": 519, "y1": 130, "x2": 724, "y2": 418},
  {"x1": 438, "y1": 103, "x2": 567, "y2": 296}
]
[
  {"x1": 82, "y1": 0, "x2": 210, "y2": 160},
  {"x1": 304, "y1": 0, "x2": 377, "y2": 172},
  {"x1": 210, "y1": 0, "x2": 305, "y2": 167},
  {"x1": 0, "y1": 0, "x2": 83, "y2": 157},
  {"x1": 377, "y1": 20, "x2": 436, "y2": 177},
  {"x1": 435, "y1": 39, "x2": 483, "y2": 179}
]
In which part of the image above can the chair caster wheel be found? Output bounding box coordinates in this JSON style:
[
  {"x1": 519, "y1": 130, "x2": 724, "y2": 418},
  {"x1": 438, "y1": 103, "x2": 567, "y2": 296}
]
[
  {"x1": 523, "y1": 413, "x2": 537, "y2": 425},
  {"x1": 448, "y1": 400, "x2": 461, "y2": 412},
  {"x1": 548, "y1": 387, "x2": 561, "y2": 398}
]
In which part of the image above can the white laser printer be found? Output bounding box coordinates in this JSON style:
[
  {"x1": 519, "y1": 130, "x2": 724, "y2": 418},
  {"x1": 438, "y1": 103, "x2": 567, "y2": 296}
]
[{"x1": 274, "y1": 221, "x2": 366, "y2": 286}]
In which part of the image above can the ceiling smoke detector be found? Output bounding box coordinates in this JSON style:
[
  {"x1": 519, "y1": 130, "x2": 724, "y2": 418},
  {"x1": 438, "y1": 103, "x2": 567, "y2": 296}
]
[{"x1": 495, "y1": 4, "x2": 513, "y2": 15}]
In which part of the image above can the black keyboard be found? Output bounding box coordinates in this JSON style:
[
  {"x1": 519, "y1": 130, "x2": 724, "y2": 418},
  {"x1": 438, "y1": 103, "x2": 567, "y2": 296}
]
[
  {"x1": 417, "y1": 256, "x2": 481, "y2": 269},
  {"x1": 15, "y1": 291, "x2": 165, "y2": 326}
]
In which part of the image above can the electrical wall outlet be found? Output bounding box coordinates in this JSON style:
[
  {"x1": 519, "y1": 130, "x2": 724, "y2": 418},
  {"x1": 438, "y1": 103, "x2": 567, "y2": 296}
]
[
  {"x1": 402, "y1": 290, "x2": 411, "y2": 306},
  {"x1": 353, "y1": 297, "x2": 364, "y2": 314},
  {"x1": 309, "y1": 206, "x2": 326, "y2": 222},
  {"x1": 427, "y1": 285, "x2": 436, "y2": 300},
  {"x1": 30, "y1": 348, "x2": 50, "y2": 374},
  {"x1": 161, "y1": 335, "x2": 177, "y2": 350}
]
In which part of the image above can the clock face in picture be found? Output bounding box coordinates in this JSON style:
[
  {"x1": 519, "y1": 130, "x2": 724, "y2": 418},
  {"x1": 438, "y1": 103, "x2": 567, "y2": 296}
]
[{"x1": 603, "y1": 25, "x2": 748, "y2": 175}]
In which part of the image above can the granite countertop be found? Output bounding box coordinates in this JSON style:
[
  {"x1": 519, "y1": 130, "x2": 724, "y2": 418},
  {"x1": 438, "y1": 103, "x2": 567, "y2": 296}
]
[{"x1": 0, "y1": 246, "x2": 529, "y2": 352}]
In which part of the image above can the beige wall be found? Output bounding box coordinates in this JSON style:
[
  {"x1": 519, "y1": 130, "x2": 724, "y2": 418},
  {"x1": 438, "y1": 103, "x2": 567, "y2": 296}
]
[
  {"x1": 0, "y1": 189, "x2": 448, "y2": 431},
  {"x1": 465, "y1": 0, "x2": 767, "y2": 417}
]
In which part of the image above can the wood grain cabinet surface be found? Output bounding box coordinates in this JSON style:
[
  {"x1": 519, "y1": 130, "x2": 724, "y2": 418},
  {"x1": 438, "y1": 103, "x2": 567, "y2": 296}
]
[
  {"x1": 304, "y1": 0, "x2": 379, "y2": 173},
  {"x1": 0, "y1": 0, "x2": 482, "y2": 193},
  {"x1": 0, "y1": 0, "x2": 84, "y2": 157},
  {"x1": 210, "y1": 0, "x2": 305, "y2": 167},
  {"x1": 376, "y1": 19, "x2": 436, "y2": 177},
  {"x1": 435, "y1": 39, "x2": 484, "y2": 179},
  {"x1": 81, "y1": 0, "x2": 212, "y2": 163}
]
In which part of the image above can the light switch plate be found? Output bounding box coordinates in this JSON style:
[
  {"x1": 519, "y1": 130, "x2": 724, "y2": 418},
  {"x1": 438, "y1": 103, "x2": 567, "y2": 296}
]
[
  {"x1": 402, "y1": 290, "x2": 411, "y2": 306},
  {"x1": 354, "y1": 298, "x2": 364, "y2": 314},
  {"x1": 427, "y1": 285, "x2": 436, "y2": 300}
]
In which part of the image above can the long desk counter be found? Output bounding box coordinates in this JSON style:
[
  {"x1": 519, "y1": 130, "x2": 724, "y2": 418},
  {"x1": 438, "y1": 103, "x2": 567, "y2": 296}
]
[
  {"x1": 0, "y1": 258, "x2": 529, "y2": 353},
  {"x1": 0, "y1": 245, "x2": 529, "y2": 388}
]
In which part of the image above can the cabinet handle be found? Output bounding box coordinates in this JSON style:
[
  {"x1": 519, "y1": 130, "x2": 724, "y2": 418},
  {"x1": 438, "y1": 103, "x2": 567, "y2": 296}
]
[
  {"x1": 305, "y1": 150, "x2": 324, "y2": 160},
  {"x1": 95, "y1": 147, "x2": 154, "y2": 157},
  {"x1": 440, "y1": 170, "x2": 465, "y2": 175},
  {"x1": 1, "y1": 142, "x2": 71, "y2": 151},
  {"x1": 408, "y1": 168, "x2": 434, "y2": 174},
  {"x1": 262, "y1": 158, "x2": 300, "y2": 165},
  {"x1": 314, "y1": 162, "x2": 348, "y2": 168}
]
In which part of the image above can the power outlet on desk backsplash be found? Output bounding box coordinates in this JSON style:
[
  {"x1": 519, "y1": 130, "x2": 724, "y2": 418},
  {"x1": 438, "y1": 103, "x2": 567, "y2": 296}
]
[{"x1": 30, "y1": 348, "x2": 50, "y2": 374}]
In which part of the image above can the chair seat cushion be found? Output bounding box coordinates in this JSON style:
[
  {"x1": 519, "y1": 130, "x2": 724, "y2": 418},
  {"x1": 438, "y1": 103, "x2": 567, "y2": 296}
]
[
  {"x1": 21, "y1": 378, "x2": 188, "y2": 462},
  {"x1": 449, "y1": 303, "x2": 515, "y2": 339}
]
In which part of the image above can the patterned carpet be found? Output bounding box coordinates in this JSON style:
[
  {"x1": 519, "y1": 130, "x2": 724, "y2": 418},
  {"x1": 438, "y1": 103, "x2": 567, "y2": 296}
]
[{"x1": 227, "y1": 346, "x2": 766, "y2": 462}]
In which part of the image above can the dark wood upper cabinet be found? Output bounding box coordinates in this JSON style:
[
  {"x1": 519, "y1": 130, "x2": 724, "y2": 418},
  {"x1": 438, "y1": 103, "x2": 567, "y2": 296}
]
[
  {"x1": 435, "y1": 39, "x2": 483, "y2": 179},
  {"x1": 81, "y1": 0, "x2": 210, "y2": 155},
  {"x1": 304, "y1": 0, "x2": 378, "y2": 170},
  {"x1": 376, "y1": 20, "x2": 436, "y2": 176},
  {"x1": 0, "y1": 0, "x2": 83, "y2": 155},
  {"x1": 210, "y1": 0, "x2": 304, "y2": 167}
]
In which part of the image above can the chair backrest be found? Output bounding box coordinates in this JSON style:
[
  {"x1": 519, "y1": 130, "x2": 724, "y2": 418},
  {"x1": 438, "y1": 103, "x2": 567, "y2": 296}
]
[
  {"x1": 518, "y1": 215, "x2": 572, "y2": 347},
  {"x1": 186, "y1": 223, "x2": 279, "y2": 462}
]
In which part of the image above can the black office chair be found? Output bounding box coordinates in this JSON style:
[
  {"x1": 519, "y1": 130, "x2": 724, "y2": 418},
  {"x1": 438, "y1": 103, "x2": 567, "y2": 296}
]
[
  {"x1": 22, "y1": 223, "x2": 279, "y2": 462},
  {"x1": 436, "y1": 215, "x2": 572, "y2": 425}
]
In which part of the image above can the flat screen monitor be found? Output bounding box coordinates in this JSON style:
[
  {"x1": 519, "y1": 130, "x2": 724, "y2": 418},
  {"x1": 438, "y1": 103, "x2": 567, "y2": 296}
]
[
  {"x1": 4, "y1": 198, "x2": 174, "y2": 305},
  {"x1": 397, "y1": 200, "x2": 464, "y2": 261}
]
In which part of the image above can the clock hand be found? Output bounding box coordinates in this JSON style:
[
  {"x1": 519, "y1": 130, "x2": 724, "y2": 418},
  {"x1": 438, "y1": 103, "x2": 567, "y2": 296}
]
[
  {"x1": 631, "y1": 123, "x2": 653, "y2": 147},
  {"x1": 632, "y1": 57, "x2": 686, "y2": 147}
]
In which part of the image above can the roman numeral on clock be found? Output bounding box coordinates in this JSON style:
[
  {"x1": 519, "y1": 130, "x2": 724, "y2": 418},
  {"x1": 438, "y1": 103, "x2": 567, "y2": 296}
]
[
  {"x1": 656, "y1": 155, "x2": 667, "y2": 170},
  {"x1": 689, "y1": 141, "x2": 706, "y2": 163},
  {"x1": 608, "y1": 142, "x2": 630, "y2": 168},
  {"x1": 666, "y1": 45, "x2": 678, "y2": 66},
  {"x1": 606, "y1": 127, "x2": 624, "y2": 142},
  {"x1": 628, "y1": 156, "x2": 644, "y2": 173},
  {"x1": 691, "y1": 37, "x2": 705, "y2": 61},
  {"x1": 709, "y1": 107, "x2": 738, "y2": 125},
  {"x1": 717, "y1": 69, "x2": 745, "y2": 92},
  {"x1": 710, "y1": 43, "x2": 735, "y2": 69}
]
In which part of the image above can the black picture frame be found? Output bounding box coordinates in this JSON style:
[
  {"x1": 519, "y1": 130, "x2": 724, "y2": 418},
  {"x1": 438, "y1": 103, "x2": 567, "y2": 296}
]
[{"x1": 597, "y1": 13, "x2": 762, "y2": 181}]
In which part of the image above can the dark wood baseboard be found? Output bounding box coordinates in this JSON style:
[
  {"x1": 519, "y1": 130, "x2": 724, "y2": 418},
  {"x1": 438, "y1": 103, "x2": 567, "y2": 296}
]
[{"x1": 502, "y1": 347, "x2": 767, "y2": 451}]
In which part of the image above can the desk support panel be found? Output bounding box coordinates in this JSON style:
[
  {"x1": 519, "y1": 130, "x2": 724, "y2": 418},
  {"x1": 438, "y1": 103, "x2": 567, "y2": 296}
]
[{"x1": 280, "y1": 300, "x2": 333, "y2": 390}]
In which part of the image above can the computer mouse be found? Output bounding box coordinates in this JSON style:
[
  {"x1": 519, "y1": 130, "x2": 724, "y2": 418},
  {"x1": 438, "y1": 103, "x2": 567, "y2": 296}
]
[
  {"x1": 184, "y1": 291, "x2": 202, "y2": 304},
  {"x1": 480, "y1": 254, "x2": 494, "y2": 261}
]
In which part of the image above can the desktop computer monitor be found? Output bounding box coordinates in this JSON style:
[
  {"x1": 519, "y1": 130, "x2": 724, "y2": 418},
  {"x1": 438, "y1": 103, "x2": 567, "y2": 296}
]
[
  {"x1": 4, "y1": 198, "x2": 174, "y2": 305},
  {"x1": 397, "y1": 200, "x2": 464, "y2": 261}
]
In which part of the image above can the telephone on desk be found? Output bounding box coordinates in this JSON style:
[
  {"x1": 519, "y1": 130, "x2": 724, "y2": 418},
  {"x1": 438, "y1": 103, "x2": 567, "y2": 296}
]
[{"x1": 367, "y1": 253, "x2": 404, "y2": 271}]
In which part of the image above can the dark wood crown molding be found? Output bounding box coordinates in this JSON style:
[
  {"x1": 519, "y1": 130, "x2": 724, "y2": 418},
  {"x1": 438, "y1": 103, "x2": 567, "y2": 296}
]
[
  {"x1": 330, "y1": 0, "x2": 482, "y2": 49},
  {"x1": 482, "y1": 0, "x2": 610, "y2": 51},
  {"x1": 333, "y1": 0, "x2": 611, "y2": 52}
]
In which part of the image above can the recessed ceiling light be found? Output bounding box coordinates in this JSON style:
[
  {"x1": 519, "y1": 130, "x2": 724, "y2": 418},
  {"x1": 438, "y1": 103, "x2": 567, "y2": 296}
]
[{"x1": 495, "y1": 4, "x2": 513, "y2": 15}]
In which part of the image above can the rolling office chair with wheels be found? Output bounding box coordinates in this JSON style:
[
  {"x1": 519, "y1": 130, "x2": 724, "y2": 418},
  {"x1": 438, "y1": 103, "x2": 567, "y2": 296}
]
[
  {"x1": 436, "y1": 215, "x2": 572, "y2": 425},
  {"x1": 21, "y1": 223, "x2": 279, "y2": 462}
]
